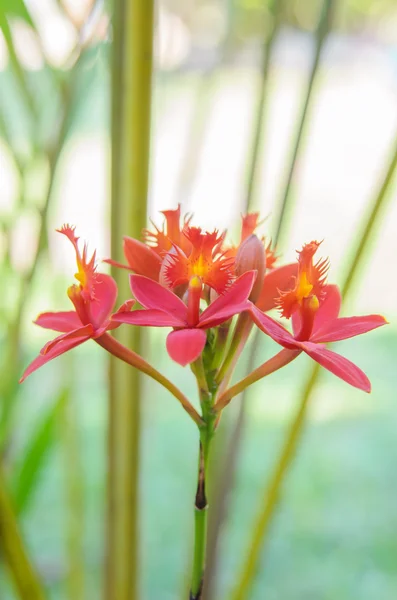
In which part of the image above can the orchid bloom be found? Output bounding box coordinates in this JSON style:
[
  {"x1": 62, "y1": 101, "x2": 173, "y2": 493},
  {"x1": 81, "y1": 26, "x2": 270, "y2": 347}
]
[
  {"x1": 104, "y1": 204, "x2": 191, "y2": 281},
  {"x1": 20, "y1": 226, "x2": 130, "y2": 382},
  {"x1": 112, "y1": 271, "x2": 256, "y2": 366},
  {"x1": 250, "y1": 241, "x2": 387, "y2": 392},
  {"x1": 161, "y1": 226, "x2": 233, "y2": 294}
]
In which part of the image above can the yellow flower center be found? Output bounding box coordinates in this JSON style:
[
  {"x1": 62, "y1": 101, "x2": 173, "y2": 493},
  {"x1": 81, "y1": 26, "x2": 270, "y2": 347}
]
[{"x1": 295, "y1": 271, "x2": 313, "y2": 304}]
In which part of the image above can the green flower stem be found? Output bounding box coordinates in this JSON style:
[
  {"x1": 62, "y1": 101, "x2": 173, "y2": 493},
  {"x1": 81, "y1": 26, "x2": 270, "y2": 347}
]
[
  {"x1": 0, "y1": 467, "x2": 45, "y2": 600},
  {"x1": 215, "y1": 349, "x2": 300, "y2": 413},
  {"x1": 214, "y1": 313, "x2": 253, "y2": 387},
  {"x1": 96, "y1": 334, "x2": 203, "y2": 427},
  {"x1": 190, "y1": 416, "x2": 215, "y2": 599}
]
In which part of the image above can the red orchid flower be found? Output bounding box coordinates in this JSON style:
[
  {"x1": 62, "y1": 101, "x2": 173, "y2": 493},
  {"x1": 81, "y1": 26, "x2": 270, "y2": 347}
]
[
  {"x1": 104, "y1": 204, "x2": 191, "y2": 281},
  {"x1": 20, "y1": 225, "x2": 130, "y2": 382},
  {"x1": 161, "y1": 226, "x2": 233, "y2": 294},
  {"x1": 111, "y1": 271, "x2": 256, "y2": 366},
  {"x1": 249, "y1": 242, "x2": 387, "y2": 392}
]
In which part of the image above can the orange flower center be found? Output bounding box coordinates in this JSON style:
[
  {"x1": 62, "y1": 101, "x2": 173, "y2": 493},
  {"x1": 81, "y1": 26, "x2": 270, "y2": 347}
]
[
  {"x1": 163, "y1": 226, "x2": 233, "y2": 294},
  {"x1": 277, "y1": 241, "x2": 328, "y2": 322}
]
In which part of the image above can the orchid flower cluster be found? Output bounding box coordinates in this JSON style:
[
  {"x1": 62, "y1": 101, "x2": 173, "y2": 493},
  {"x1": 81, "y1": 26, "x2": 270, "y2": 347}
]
[{"x1": 20, "y1": 206, "x2": 386, "y2": 599}]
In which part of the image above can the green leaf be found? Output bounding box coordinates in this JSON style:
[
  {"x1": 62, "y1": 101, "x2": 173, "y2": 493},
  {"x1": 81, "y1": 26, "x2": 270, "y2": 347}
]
[
  {"x1": 0, "y1": 0, "x2": 34, "y2": 25},
  {"x1": 12, "y1": 387, "x2": 69, "y2": 514}
]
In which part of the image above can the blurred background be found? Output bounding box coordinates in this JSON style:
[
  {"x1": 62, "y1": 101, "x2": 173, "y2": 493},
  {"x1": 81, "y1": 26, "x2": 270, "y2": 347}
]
[{"x1": 1, "y1": 0, "x2": 397, "y2": 599}]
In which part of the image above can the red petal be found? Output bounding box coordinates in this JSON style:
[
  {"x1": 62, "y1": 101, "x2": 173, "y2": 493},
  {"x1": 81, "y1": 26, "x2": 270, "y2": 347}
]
[
  {"x1": 249, "y1": 305, "x2": 297, "y2": 348},
  {"x1": 166, "y1": 329, "x2": 207, "y2": 366},
  {"x1": 41, "y1": 324, "x2": 94, "y2": 354},
  {"x1": 300, "y1": 341, "x2": 371, "y2": 392},
  {"x1": 106, "y1": 299, "x2": 135, "y2": 331},
  {"x1": 256, "y1": 263, "x2": 298, "y2": 312},
  {"x1": 20, "y1": 336, "x2": 89, "y2": 382},
  {"x1": 111, "y1": 308, "x2": 185, "y2": 328},
  {"x1": 199, "y1": 271, "x2": 256, "y2": 325},
  {"x1": 35, "y1": 311, "x2": 82, "y2": 332},
  {"x1": 292, "y1": 283, "x2": 342, "y2": 337},
  {"x1": 123, "y1": 236, "x2": 162, "y2": 280},
  {"x1": 103, "y1": 258, "x2": 133, "y2": 271},
  {"x1": 88, "y1": 273, "x2": 118, "y2": 329},
  {"x1": 130, "y1": 275, "x2": 187, "y2": 321},
  {"x1": 199, "y1": 301, "x2": 251, "y2": 329},
  {"x1": 311, "y1": 314, "x2": 387, "y2": 343}
]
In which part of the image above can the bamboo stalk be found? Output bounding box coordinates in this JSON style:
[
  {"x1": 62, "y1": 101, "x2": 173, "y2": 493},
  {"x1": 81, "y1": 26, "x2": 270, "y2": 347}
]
[
  {"x1": 0, "y1": 466, "x2": 45, "y2": 600},
  {"x1": 230, "y1": 130, "x2": 397, "y2": 600},
  {"x1": 106, "y1": 1, "x2": 154, "y2": 598}
]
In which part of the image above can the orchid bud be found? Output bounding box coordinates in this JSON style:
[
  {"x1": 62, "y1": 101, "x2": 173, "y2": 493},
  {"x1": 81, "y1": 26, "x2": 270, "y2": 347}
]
[{"x1": 235, "y1": 234, "x2": 266, "y2": 303}]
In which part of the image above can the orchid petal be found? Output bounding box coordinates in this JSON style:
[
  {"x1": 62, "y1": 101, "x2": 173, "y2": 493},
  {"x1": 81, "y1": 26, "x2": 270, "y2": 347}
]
[
  {"x1": 35, "y1": 311, "x2": 82, "y2": 332},
  {"x1": 41, "y1": 324, "x2": 94, "y2": 355},
  {"x1": 130, "y1": 275, "x2": 187, "y2": 320},
  {"x1": 199, "y1": 301, "x2": 252, "y2": 329},
  {"x1": 311, "y1": 314, "x2": 387, "y2": 343},
  {"x1": 107, "y1": 299, "x2": 136, "y2": 331},
  {"x1": 112, "y1": 308, "x2": 185, "y2": 328},
  {"x1": 20, "y1": 336, "x2": 90, "y2": 382},
  {"x1": 88, "y1": 273, "x2": 118, "y2": 329},
  {"x1": 300, "y1": 341, "x2": 371, "y2": 392},
  {"x1": 256, "y1": 263, "x2": 298, "y2": 312},
  {"x1": 200, "y1": 271, "x2": 256, "y2": 323},
  {"x1": 249, "y1": 305, "x2": 297, "y2": 348},
  {"x1": 292, "y1": 284, "x2": 342, "y2": 337},
  {"x1": 103, "y1": 258, "x2": 132, "y2": 271},
  {"x1": 166, "y1": 329, "x2": 207, "y2": 366},
  {"x1": 123, "y1": 236, "x2": 162, "y2": 279}
]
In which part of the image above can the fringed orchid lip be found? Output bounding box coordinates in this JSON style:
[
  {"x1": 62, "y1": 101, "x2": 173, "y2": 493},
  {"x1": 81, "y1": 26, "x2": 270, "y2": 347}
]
[{"x1": 162, "y1": 226, "x2": 234, "y2": 294}]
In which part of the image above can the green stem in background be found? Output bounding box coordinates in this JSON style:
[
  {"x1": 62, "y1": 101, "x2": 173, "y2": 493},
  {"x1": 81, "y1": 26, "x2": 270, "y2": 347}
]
[
  {"x1": 243, "y1": 0, "x2": 283, "y2": 211},
  {"x1": 0, "y1": 33, "x2": 89, "y2": 446},
  {"x1": 107, "y1": 3, "x2": 154, "y2": 595},
  {"x1": 272, "y1": 0, "x2": 336, "y2": 248},
  {"x1": 215, "y1": 349, "x2": 300, "y2": 413},
  {"x1": 175, "y1": 0, "x2": 235, "y2": 206},
  {"x1": 230, "y1": 126, "x2": 397, "y2": 600},
  {"x1": 0, "y1": 466, "x2": 45, "y2": 600},
  {"x1": 0, "y1": 12, "x2": 37, "y2": 121},
  {"x1": 59, "y1": 385, "x2": 85, "y2": 600}
]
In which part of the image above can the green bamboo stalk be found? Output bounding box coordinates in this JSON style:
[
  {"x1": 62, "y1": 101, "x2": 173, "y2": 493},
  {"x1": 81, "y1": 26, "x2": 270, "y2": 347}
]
[
  {"x1": 0, "y1": 465, "x2": 45, "y2": 600},
  {"x1": 106, "y1": 0, "x2": 154, "y2": 598},
  {"x1": 230, "y1": 131, "x2": 397, "y2": 600},
  {"x1": 272, "y1": 0, "x2": 336, "y2": 247}
]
